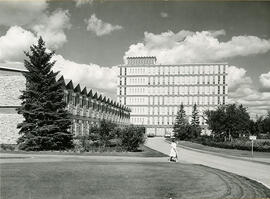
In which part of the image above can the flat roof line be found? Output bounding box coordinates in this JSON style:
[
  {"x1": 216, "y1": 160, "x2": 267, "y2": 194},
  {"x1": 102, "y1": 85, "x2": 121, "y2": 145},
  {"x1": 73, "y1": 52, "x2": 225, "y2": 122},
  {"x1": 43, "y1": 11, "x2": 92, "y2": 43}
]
[{"x1": 120, "y1": 63, "x2": 228, "y2": 66}]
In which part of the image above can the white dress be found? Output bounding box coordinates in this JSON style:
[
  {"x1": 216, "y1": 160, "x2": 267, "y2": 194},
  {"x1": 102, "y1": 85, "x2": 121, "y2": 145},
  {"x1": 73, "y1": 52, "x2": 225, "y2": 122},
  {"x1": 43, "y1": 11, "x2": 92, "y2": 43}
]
[{"x1": 170, "y1": 142, "x2": 177, "y2": 158}]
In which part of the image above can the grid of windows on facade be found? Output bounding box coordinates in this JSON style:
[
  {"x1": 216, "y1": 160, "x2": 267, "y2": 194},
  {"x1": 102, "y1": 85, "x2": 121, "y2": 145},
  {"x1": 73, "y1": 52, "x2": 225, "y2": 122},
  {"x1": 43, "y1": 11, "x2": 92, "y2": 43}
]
[
  {"x1": 117, "y1": 57, "x2": 228, "y2": 136},
  {"x1": 57, "y1": 76, "x2": 131, "y2": 137}
]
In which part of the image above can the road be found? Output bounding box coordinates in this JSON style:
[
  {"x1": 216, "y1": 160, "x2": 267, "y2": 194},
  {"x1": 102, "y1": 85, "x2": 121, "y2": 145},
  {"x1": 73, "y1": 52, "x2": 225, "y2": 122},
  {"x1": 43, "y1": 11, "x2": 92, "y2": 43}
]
[{"x1": 145, "y1": 137, "x2": 270, "y2": 189}]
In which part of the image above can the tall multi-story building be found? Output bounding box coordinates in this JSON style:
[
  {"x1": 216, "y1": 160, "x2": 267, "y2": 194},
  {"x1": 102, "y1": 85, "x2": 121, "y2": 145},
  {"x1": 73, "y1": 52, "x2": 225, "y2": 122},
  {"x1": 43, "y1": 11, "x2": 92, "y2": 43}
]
[{"x1": 117, "y1": 56, "x2": 228, "y2": 136}]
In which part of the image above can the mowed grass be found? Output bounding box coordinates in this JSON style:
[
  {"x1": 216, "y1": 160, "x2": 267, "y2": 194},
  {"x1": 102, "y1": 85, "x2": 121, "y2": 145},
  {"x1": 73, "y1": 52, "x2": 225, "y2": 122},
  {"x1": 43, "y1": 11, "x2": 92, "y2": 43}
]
[
  {"x1": 1, "y1": 158, "x2": 270, "y2": 199},
  {"x1": 0, "y1": 160, "x2": 230, "y2": 199}
]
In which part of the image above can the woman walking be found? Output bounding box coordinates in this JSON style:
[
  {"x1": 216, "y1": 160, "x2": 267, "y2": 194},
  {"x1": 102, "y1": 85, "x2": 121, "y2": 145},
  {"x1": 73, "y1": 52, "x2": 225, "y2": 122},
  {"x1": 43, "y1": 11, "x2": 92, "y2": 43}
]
[{"x1": 169, "y1": 138, "x2": 178, "y2": 162}]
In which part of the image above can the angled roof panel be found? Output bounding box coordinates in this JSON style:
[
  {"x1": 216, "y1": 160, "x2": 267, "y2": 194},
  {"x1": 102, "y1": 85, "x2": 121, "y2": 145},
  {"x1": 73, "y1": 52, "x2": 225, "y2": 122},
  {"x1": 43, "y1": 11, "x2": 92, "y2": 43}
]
[
  {"x1": 93, "y1": 92, "x2": 98, "y2": 99},
  {"x1": 98, "y1": 94, "x2": 102, "y2": 101},
  {"x1": 56, "y1": 75, "x2": 65, "y2": 86},
  {"x1": 65, "y1": 80, "x2": 74, "y2": 90},
  {"x1": 81, "y1": 87, "x2": 87, "y2": 95},
  {"x1": 74, "y1": 84, "x2": 81, "y2": 93},
  {"x1": 87, "y1": 89, "x2": 93, "y2": 97}
]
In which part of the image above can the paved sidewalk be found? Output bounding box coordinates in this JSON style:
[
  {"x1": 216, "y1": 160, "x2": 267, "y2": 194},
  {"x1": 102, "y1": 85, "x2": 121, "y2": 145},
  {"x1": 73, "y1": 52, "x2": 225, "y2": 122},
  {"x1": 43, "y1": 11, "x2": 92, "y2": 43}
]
[{"x1": 145, "y1": 137, "x2": 270, "y2": 189}]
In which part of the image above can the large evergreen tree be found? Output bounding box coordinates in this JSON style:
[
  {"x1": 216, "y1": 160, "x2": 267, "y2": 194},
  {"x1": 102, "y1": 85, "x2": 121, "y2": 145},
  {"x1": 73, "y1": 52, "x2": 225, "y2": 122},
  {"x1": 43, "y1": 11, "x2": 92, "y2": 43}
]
[
  {"x1": 17, "y1": 37, "x2": 73, "y2": 151},
  {"x1": 173, "y1": 103, "x2": 189, "y2": 140}
]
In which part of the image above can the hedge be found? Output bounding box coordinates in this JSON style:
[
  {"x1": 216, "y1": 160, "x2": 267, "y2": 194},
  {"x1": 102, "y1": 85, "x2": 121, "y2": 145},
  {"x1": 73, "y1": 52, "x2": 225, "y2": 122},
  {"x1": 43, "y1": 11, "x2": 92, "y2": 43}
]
[{"x1": 199, "y1": 138, "x2": 270, "y2": 152}]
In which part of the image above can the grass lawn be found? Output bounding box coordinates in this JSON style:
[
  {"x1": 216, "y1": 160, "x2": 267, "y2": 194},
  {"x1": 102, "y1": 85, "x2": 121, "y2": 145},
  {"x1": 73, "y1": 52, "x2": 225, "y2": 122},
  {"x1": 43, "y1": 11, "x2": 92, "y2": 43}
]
[
  {"x1": 177, "y1": 141, "x2": 270, "y2": 159},
  {"x1": 1, "y1": 158, "x2": 270, "y2": 199}
]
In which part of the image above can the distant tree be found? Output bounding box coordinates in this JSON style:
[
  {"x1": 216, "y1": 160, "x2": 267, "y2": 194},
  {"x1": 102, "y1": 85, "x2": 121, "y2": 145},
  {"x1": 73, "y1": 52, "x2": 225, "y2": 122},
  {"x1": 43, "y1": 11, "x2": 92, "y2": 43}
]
[
  {"x1": 262, "y1": 110, "x2": 270, "y2": 135},
  {"x1": 250, "y1": 111, "x2": 270, "y2": 138},
  {"x1": 190, "y1": 103, "x2": 201, "y2": 138},
  {"x1": 191, "y1": 104, "x2": 200, "y2": 126},
  {"x1": 205, "y1": 104, "x2": 250, "y2": 141},
  {"x1": 173, "y1": 104, "x2": 190, "y2": 140},
  {"x1": 249, "y1": 116, "x2": 264, "y2": 136},
  {"x1": 204, "y1": 106, "x2": 226, "y2": 141},
  {"x1": 17, "y1": 37, "x2": 73, "y2": 151}
]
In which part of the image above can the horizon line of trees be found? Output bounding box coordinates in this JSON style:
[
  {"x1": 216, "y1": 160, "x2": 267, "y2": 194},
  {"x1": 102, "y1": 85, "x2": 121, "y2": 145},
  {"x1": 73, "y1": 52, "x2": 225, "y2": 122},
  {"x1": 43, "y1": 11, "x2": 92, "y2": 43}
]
[
  {"x1": 205, "y1": 105, "x2": 270, "y2": 141},
  {"x1": 173, "y1": 103, "x2": 270, "y2": 142}
]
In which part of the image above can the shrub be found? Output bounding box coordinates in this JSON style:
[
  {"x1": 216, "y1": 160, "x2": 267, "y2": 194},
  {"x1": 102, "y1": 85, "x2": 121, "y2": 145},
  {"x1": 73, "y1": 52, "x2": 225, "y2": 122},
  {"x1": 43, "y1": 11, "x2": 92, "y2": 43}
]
[
  {"x1": 108, "y1": 138, "x2": 122, "y2": 147},
  {"x1": 199, "y1": 138, "x2": 270, "y2": 152},
  {"x1": 74, "y1": 121, "x2": 147, "y2": 152},
  {"x1": 0, "y1": 144, "x2": 16, "y2": 151},
  {"x1": 120, "y1": 126, "x2": 146, "y2": 151},
  {"x1": 73, "y1": 139, "x2": 84, "y2": 153}
]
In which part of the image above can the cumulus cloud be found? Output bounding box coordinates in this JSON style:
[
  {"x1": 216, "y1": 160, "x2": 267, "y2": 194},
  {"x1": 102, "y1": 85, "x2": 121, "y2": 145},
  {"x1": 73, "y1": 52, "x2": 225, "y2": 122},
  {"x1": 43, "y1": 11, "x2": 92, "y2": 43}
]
[
  {"x1": 0, "y1": 26, "x2": 36, "y2": 62},
  {"x1": 0, "y1": 8, "x2": 71, "y2": 62},
  {"x1": 125, "y1": 30, "x2": 270, "y2": 64},
  {"x1": 74, "y1": 0, "x2": 93, "y2": 7},
  {"x1": 227, "y1": 66, "x2": 270, "y2": 117},
  {"x1": 227, "y1": 66, "x2": 252, "y2": 92},
  {"x1": 160, "y1": 12, "x2": 168, "y2": 18},
  {"x1": 0, "y1": 10, "x2": 71, "y2": 62},
  {"x1": 0, "y1": 0, "x2": 48, "y2": 26},
  {"x1": 85, "y1": 14, "x2": 122, "y2": 36},
  {"x1": 31, "y1": 9, "x2": 71, "y2": 49},
  {"x1": 52, "y1": 55, "x2": 118, "y2": 96},
  {"x1": 259, "y1": 71, "x2": 270, "y2": 89}
]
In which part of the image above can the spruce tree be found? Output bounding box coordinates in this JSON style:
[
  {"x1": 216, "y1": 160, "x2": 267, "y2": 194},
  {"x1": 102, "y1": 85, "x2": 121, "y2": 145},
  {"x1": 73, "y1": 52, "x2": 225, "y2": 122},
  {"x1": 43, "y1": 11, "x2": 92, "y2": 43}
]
[
  {"x1": 17, "y1": 37, "x2": 73, "y2": 151},
  {"x1": 190, "y1": 103, "x2": 201, "y2": 138},
  {"x1": 173, "y1": 103, "x2": 189, "y2": 140},
  {"x1": 191, "y1": 103, "x2": 200, "y2": 127}
]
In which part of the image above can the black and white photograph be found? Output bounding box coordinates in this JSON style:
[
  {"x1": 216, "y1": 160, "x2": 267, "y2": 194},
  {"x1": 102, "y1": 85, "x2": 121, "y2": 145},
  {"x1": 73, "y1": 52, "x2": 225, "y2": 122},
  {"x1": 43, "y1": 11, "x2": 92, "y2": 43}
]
[{"x1": 0, "y1": 0, "x2": 270, "y2": 198}]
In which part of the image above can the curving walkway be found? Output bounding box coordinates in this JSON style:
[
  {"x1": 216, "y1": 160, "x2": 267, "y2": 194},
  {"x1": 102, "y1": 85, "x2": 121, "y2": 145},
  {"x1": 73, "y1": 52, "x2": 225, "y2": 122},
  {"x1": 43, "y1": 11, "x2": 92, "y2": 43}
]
[{"x1": 145, "y1": 137, "x2": 270, "y2": 189}]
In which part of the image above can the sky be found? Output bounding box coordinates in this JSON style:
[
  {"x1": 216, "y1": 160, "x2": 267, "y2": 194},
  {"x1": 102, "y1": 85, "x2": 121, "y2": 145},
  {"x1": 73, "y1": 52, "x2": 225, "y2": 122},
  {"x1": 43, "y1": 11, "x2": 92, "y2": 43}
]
[{"x1": 0, "y1": 0, "x2": 270, "y2": 117}]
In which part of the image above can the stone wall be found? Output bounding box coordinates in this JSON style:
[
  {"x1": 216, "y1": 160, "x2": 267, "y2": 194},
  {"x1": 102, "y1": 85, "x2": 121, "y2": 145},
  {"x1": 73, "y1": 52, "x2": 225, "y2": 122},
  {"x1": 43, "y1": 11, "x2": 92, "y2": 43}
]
[
  {"x1": 0, "y1": 70, "x2": 25, "y2": 106},
  {"x1": 0, "y1": 113, "x2": 22, "y2": 144},
  {"x1": 0, "y1": 70, "x2": 25, "y2": 144}
]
